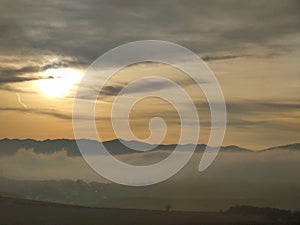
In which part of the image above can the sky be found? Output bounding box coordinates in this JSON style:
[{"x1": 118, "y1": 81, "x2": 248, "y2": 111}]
[{"x1": 0, "y1": 0, "x2": 300, "y2": 149}]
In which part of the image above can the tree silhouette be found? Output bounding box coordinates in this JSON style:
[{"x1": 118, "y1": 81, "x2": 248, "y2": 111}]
[{"x1": 165, "y1": 203, "x2": 172, "y2": 212}]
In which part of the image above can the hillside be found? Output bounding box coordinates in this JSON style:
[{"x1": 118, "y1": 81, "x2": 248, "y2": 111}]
[{"x1": 0, "y1": 196, "x2": 299, "y2": 225}]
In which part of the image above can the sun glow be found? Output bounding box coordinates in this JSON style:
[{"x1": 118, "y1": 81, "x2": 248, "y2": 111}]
[{"x1": 36, "y1": 68, "x2": 82, "y2": 98}]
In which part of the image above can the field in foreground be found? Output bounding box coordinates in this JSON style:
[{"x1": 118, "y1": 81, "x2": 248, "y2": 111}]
[{"x1": 0, "y1": 196, "x2": 299, "y2": 225}]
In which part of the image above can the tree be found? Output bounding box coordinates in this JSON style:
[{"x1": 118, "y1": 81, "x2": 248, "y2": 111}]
[{"x1": 165, "y1": 203, "x2": 172, "y2": 212}]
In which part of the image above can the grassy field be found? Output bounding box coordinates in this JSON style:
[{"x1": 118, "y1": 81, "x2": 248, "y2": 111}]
[{"x1": 1, "y1": 196, "x2": 299, "y2": 225}]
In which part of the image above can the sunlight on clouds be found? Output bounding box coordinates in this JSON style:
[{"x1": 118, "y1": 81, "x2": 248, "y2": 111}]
[{"x1": 36, "y1": 68, "x2": 82, "y2": 98}]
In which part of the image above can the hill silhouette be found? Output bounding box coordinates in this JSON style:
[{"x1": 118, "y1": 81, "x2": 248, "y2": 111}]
[
  {"x1": 0, "y1": 196, "x2": 299, "y2": 225},
  {"x1": 3, "y1": 138, "x2": 298, "y2": 156}
]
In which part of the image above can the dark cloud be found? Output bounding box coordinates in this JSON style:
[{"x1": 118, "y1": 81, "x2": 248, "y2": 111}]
[
  {"x1": 202, "y1": 54, "x2": 247, "y2": 61},
  {"x1": 101, "y1": 79, "x2": 190, "y2": 96},
  {"x1": 0, "y1": 61, "x2": 73, "y2": 85},
  {"x1": 3, "y1": 98, "x2": 296, "y2": 130},
  {"x1": 226, "y1": 100, "x2": 300, "y2": 115},
  {"x1": 42, "y1": 61, "x2": 69, "y2": 70},
  {"x1": 0, "y1": 66, "x2": 41, "y2": 84},
  {"x1": 0, "y1": 66, "x2": 40, "y2": 76},
  {"x1": 74, "y1": 73, "x2": 210, "y2": 101},
  {"x1": 0, "y1": 59, "x2": 82, "y2": 91},
  {"x1": 127, "y1": 99, "x2": 300, "y2": 131},
  {"x1": 101, "y1": 85, "x2": 123, "y2": 96},
  {"x1": 0, "y1": 0, "x2": 299, "y2": 69}
]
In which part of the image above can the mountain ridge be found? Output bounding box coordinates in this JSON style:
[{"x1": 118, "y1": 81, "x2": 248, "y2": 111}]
[{"x1": 0, "y1": 138, "x2": 299, "y2": 156}]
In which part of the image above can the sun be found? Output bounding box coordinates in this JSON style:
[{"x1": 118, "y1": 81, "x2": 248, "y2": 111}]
[{"x1": 36, "y1": 68, "x2": 82, "y2": 98}]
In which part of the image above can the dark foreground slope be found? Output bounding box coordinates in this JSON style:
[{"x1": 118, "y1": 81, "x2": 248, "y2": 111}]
[{"x1": 0, "y1": 196, "x2": 299, "y2": 225}]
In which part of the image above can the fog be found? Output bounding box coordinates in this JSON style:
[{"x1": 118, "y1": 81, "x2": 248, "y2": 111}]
[{"x1": 1, "y1": 147, "x2": 300, "y2": 211}]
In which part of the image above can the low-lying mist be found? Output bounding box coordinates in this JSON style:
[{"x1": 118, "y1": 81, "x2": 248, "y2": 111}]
[{"x1": 0, "y1": 146, "x2": 299, "y2": 211}]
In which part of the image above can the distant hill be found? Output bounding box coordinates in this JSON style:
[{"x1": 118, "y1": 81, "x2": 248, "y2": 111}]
[
  {"x1": 0, "y1": 138, "x2": 150, "y2": 156},
  {"x1": 1, "y1": 138, "x2": 299, "y2": 157},
  {"x1": 227, "y1": 205, "x2": 298, "y2": 220},
  {"x1": 262, "y1": 143, "x2": 300, "y2": 151},
  {"x1": 0, "y1": 196, "x2": 299, "y2": 225},
  {"x1": 0, "y1": 138, "x2": 253, "y2": 156}
]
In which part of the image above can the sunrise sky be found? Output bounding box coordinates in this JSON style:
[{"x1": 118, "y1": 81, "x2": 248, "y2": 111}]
[{"x1": 0, "y1": 0, "x2": 299, "y2": 149}]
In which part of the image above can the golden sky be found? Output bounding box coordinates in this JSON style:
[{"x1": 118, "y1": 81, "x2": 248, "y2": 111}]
[{"x1": 0, "y1": 0, "x2": 299, "y2": 149}]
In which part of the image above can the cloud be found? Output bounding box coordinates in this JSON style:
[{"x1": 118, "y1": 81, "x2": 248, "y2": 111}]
[
  {"x1": 42, "y1": 61, "x2": 69, "y2": 70},
  {"x1": 0, "y1": 59, "x2": 82, "y2": 85},
  {"x1": 0, "y1": 0, "x2": 299, "y2": 149},
  {"x1": 199, "y1": 100, "x2": 300, "y2": 130},
  {"x1": 225, "y1": 100, "x2": 300, "y2": 115},
  {"x1": 0, "y1": 59, "x2": 84, "y2": 94},
  {"x1": 100, "y1": 78, "x2": 205, "y2": 97},
  {"x1": 0, "y1": 0, "x2": 299, "y2": 69},
  {"x1": 0, "y1": 107, "x2": 74, "y2": 120},
  {"x1": 0, "y1": 148, "x2": 104, "y2": 182},
  {"x1": 0, "y1": 65, "x2": 40, "y2": 77},
  {"x1": 2, "y1": 97, "x2": 299, "y2": 133},
  {"x1": 0, "y1": 106, "x2": 107, "y2": 121},
  {"x1": 0, "y1": 65, "x2": 42, "y2": 84},
  {"x1": 202, "y1": 54, "x2": 247, "y2": 61}
]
